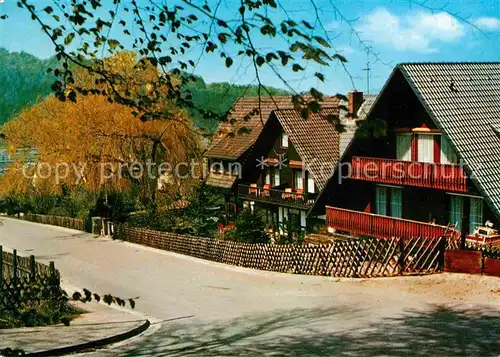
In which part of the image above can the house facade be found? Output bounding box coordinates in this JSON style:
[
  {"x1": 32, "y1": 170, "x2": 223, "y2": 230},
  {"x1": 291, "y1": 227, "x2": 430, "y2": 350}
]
[
  {"x1": 233, "y1": 92, "x2": 375, "y2": 232},
  {"x1": 237, "y1": 108, "x2": 340, "y2": 232},
  {"x1": 314, "y1": 63, "x2": 500, "y2": 241},
  {"x1": 204, "y1": 95, "x2": 340, "y2": 219}
]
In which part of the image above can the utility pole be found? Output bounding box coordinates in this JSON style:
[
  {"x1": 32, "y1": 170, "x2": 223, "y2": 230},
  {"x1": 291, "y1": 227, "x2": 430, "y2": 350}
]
[{"x1": 362, "y1": 46, "x2": 372, "y2": 94}]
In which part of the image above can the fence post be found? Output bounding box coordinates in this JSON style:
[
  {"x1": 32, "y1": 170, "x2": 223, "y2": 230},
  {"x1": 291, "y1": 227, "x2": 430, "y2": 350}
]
[
  {"x1": 398, "y1": 238, "x2": 405, "y2": 273},
  {"x1": 438, "y1": 237, "x2": 446, "y2": 271},
  {"x1": 13, "y1": 249, "x2": 19, "y2": 304},
  {"x1": 30, "y1": 255, "x2": 36, "y2": 283},
  {"x1": 49, "y1": 261, "x2": 59, "y2": 295},
  {"x1": 13, "y1": 249, "x2": 18, "y2": 282}
]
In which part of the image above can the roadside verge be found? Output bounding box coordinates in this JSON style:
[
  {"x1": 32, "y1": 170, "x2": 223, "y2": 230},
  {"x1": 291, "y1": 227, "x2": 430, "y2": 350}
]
[{"x1": 0, "y1": 300, "x2": 151, "y2": 356}]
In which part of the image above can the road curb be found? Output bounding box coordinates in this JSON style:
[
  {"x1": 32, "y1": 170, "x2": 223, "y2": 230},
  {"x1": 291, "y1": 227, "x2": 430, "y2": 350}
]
[{"x1": 22, "y1": 319, "x2": 151, "y2": 357}]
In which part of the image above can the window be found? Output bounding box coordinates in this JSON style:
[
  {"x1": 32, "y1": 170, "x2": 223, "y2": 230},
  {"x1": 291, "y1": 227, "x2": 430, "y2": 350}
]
[
  {"x1": 375, "y1": 186, "x2": 388, "y2": 215},
  {"x1": 265, "y1": 169, "x2": 271, "y2": 185},
  {"x1": 469, "y1": 197, "x2": 483, "y2": 233},
  {"x1": 417, "y1": 134, "x2": 434, "y2": 163},
  {"x1": 396, "y1": 134, "x2": 411, "y2": 161},
  {"x1": 307, "y1": 173, "x2": 315, "y2": 193},
  {"x1": 441, "y1": 136, "x2": 458, "y2": 164},
  {"x1": 294, "y1": 170, "x2": 304, "y2": 190},
  {"x1": 376, "y1": 186, "x2": 402, "y2": 217},
  {"x1": 450, "y1": 195, "x2": 464, "y2": 231},
  {"x1": 281, "y1": 132, "x2": 289, "y2": 148},
  {"x1": 390, "y1": 187, "x2": 403, "y2": 218},
  {"x1": 273, "y1": 169, "x2": 280, "y2": 186}
]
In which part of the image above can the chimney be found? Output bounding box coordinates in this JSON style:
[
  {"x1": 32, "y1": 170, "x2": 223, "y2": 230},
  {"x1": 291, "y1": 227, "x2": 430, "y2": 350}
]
[{"x1": 347, "y1": 90, "x2": 363, "y2": 118}]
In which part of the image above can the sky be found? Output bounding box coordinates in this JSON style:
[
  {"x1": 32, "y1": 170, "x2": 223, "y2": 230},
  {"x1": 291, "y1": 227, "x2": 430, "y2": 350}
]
[{"x1": 0, "y1": 0, "x2": 499, "y2": 95}]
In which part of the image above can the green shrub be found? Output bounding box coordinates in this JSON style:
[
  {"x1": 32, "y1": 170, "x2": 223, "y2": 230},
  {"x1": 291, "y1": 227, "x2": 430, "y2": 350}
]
[{"x1": 226, "y1": 208, "x2": 270, "y2": 244}]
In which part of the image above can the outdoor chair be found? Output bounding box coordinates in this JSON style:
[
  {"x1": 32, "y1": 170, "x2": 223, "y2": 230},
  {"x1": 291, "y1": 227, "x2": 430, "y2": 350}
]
[
  {"x1": 294, "y1": 188, "x2": 304, "y2": 200},
  {"x1": 249, "y1": 183, "x2": 258, "y2": 195},
  {"x1": 282, "y1": 188, "x2": 293, "y2": 199}
]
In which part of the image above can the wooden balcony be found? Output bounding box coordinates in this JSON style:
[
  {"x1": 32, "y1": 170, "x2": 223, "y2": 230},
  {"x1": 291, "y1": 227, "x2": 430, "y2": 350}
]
[
  {"x1": 326, "y1": 206, "x2": 460, "y2": 240},
  {"x1": 350, "y1": 156, "x2": 467, "y2": 192},
  {"x1": 238, "y1": 184, "x2": 317, "y2": 209}
]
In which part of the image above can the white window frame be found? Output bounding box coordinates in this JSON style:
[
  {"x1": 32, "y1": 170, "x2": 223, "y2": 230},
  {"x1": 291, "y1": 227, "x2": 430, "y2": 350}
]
[
  {"x1": 417, "y1": 133, "x2": 435, "y2": 163},
  {"x1": 265, "y1": 169, "x2": 271, "y2": 185},
  {"x1": 273, "y1": 169, "x2": 280, "y2": 187},
  {"x1": 396, "y1": 133, "x2": 412, "y2": 161},
  {"x1": 281, "y1": 132, "x2": 289, "y2": 148},
  {"x1": 441, "y1": 136, "x2": 458, "y2": 165},
  {"x1": 294, "y1": 170, "x2": 304, "y2": 190},
  {"x1": 307, "y1": 173, "x2": 315, "y2": 193}
]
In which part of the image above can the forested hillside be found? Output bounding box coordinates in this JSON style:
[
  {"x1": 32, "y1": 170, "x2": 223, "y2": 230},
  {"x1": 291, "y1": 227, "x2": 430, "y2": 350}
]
[
  {"x1": 0, "y1": 48, "x2": 288, "y2": 133},
  {"x1": 0, "y1": 48, "x2": 54, "y2": 126},
  {"x1": 184, "y1": 76, "x2": 289, "y2": 133}
]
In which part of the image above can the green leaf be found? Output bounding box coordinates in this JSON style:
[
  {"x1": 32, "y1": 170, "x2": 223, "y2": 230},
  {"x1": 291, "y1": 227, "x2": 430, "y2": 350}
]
[
  {"x1": 313, "y1": 36, "x2": 330, "y2": 48},
  {"x1": 256, "y1": 56, "x2": 265, "y2": 66},
  {"x1": 64, "y1": 33, "x2": 75, "y2": 46},
  {"x1": 225, "y1": 57, "x2": 233, "y2": 68},
  {"x1": 107, "y1": 39, "x2": 120, "y2": 49},
  {"x1": 292, "y1": 64, "x2": 304, "y2": 72},
  {"x1": 302, "y1": 21, "x2": 313, "y2": 30},
  {"x1": 43, "y1": 6, "x2": 53, "y2": 14},
  {"x1": 314, "y1": 72, "x2": 325, "y2": 81},
  {"x1": 332, "y1": 53, "x2": 348, "y2": 63},
  {"x1": 0, "y1": 14, "x2": 8, "y2": 20}
]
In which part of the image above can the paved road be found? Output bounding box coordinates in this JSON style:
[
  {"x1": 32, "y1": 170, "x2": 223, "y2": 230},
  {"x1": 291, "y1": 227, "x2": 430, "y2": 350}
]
[{"x1": 1, "y1": 218, "x2": 499, "y2": 356}]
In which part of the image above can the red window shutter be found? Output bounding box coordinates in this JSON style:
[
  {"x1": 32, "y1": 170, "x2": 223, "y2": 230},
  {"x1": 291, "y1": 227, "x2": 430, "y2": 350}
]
[
  {"x1": 411, "y1": 134, "x2": 418, "y2": 161},
  {"x1": 433, "y1": 136, "x2": 441, "y2": 164}
]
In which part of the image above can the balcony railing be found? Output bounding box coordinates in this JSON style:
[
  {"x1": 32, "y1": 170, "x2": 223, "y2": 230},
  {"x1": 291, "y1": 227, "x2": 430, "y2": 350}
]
[
  {"x1": 350, "y1": 157, "x2": 467, "y2": 192},
  {"x1": 326, "y1": 206, "x2": 460, "y2": 240},
  {"x1": 238, "y1": 184, "x2": 317, "y2": 209}
]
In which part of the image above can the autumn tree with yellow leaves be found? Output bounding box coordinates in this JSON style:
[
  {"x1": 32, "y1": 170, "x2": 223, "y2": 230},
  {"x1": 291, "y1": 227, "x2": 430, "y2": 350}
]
[{"x1": 1, "y1": 52, "x2": 203, "y2": 210}]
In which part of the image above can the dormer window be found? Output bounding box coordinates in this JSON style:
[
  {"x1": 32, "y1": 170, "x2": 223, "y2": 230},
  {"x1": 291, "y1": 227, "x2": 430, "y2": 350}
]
[{"x1": 281, "y1": 132, "x2": 288, "y2": 148}]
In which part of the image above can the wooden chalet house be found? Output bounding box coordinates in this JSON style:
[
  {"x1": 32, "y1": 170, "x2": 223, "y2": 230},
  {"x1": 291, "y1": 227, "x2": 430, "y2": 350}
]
[
  {"x1": 204, "y1": 95, "x2": 339, "y2": 216},
  {"x1": 314, "y1": 63, "x2": 500, "y2": 242},
  {"x1": 235, "y1": 92, "x2": 376, "y2": 232}
]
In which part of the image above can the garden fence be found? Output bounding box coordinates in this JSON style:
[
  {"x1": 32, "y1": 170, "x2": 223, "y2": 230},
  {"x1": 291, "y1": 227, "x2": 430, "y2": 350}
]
[
  {"x1": 23, "y1": 213, "x2": 85, "y2": 231},
  {"x1": 0, "y1": 246, "x2": 61, "y2": 310},
  {"x1": 114, "y1": 225, "x2": 446, "y2": 278}
]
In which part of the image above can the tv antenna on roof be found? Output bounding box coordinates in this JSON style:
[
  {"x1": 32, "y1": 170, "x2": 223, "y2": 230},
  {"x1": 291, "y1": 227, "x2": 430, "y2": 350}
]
[{"x1": 362, "y1": 45, "x2": 372, "y2": 94}]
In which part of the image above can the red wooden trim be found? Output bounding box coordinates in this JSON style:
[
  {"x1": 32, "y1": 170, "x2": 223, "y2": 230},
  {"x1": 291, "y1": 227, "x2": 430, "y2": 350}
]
[
  {"x1": 411, "y1": 134, "x2": 418, "y2": 161},
  {"x1": 433, "y1": 136, "x2": 441, "y2": 164},
  {"x1": 325, "y1": 206, "x2": 459, "y2": 240},
  {"x1": 349, "y1": 157, "x2": 467, "y2": 192},
  {"x1": 393, "y1": 128, "x2": 413, "y2": 133},
  {"x1": 289, "y1": 160, "x2": 304, "y2": 169},
  {"x1": 412, "y1": 127, "x2": 440, "y2": 133}
]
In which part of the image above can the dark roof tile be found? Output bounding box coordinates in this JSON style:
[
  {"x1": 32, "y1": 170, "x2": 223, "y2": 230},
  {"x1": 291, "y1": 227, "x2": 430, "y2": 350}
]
[
  {"x1": 398, "y1": 62, "x2": 500, "y2": 218},
  {"x1": 205, "y1": 96, "x2": 339, "y2": 160},
  {"x1": 274, "y1": 108, "x2": 341, "y2": 191}
]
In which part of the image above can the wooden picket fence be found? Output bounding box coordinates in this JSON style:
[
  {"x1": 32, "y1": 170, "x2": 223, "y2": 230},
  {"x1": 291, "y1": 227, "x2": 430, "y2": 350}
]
[
  {"x1": 114, "y1": 225, "x2": 446, "y2": 277},
  {"x1": 1, "y1": 246, "x2": 61, "y2": 310},
  {"x1": 23, "y1": 213, "x2": 85, "y2": 231},
  {"x1": 17, "y1": 213, "x2": 447, "y2": 278}
]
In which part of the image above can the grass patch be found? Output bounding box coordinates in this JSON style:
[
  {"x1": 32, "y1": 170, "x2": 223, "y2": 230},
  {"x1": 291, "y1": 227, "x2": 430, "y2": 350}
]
[{"x1": 0, "y1": 300, "x2": 84, "y2": 329}]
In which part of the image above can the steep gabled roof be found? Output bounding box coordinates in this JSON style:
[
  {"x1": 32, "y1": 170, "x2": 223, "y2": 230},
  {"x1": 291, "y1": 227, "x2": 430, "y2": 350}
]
[
  {"x1": 397, "y1": 62, "x2": 500, "y2": 219},
  {"x1": 205, "y1": 96, "x2": 339, "y2": 160},
  {"x1": 274, "y1": 108, "x2": 341, "y2": 191}
]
